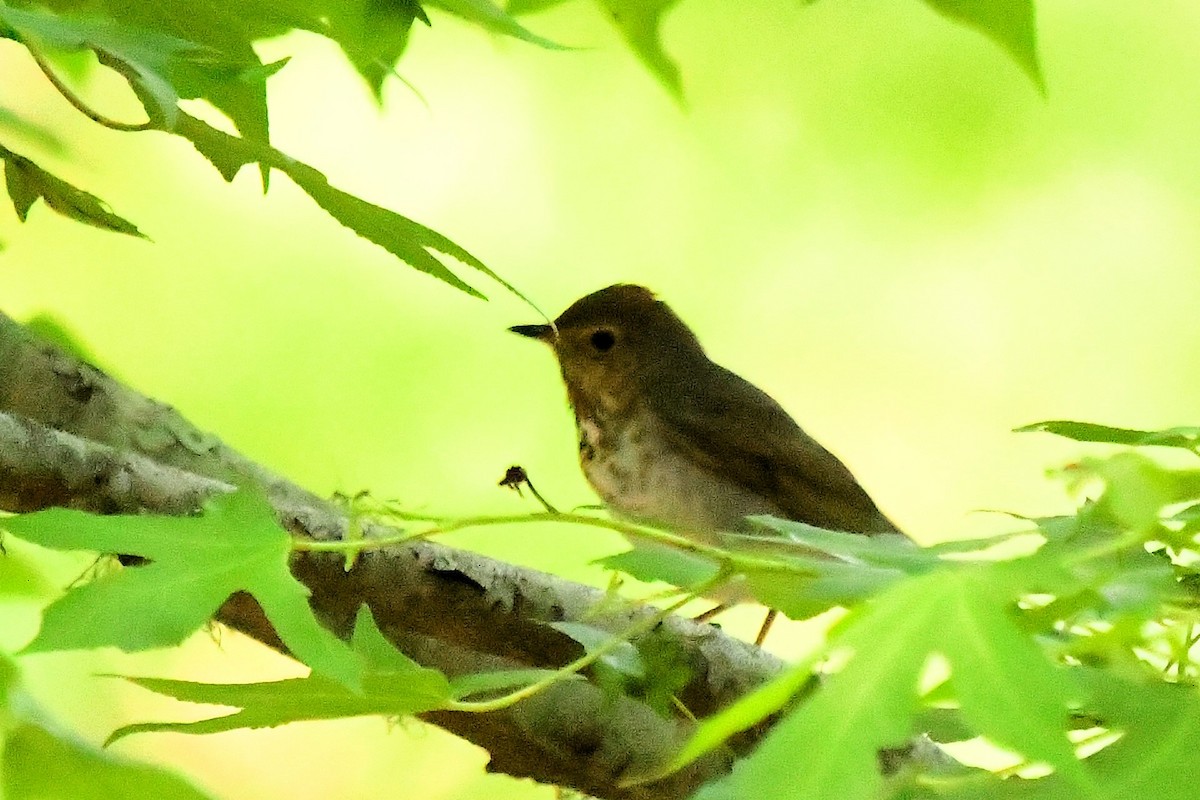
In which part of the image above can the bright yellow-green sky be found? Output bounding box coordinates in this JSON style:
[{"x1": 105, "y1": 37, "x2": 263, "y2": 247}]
[{"x1": 4, "y1": 1, "x2": 1200, "y2": 798}]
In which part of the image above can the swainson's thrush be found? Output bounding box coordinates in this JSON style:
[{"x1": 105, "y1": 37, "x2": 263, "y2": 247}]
[{"x1": 512, "y1": 284, "x2": 902, "y2": 642}]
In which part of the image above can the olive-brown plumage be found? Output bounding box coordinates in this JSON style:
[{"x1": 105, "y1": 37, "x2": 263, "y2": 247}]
[{"x1": 511, "y1": 284, "x2": 900, "y2": 540}]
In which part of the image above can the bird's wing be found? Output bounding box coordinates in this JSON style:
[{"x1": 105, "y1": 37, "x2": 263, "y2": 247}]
[{"x1": 647, "y1": 362, "x2": 900, "y2": 534}]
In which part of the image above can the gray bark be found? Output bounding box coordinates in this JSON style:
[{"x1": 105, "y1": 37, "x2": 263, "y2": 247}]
[{"x1": 0, "y1": 311, "x2": 787, "y2": 799}]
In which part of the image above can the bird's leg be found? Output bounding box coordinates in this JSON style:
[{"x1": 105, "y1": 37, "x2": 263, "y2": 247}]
[
  {"x1": 755, "y1": 608, "x2": 779, "y2": 647},
  {"x1": 693, "y1": 603, "x2": 730, "y2": 623},
  {"x1": 694, "y1": 605, "x2": 779, "y2": 647}
]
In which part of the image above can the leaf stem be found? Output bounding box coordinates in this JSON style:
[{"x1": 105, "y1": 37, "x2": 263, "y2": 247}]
[
  {"x1": 290, "y1": 509, "x2": 816, "y2": 577},
  {"x1": 27, "y1": 45, "x2": 154, "y2": 132}
]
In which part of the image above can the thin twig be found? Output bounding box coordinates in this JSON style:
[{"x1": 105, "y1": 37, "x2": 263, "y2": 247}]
[
  {"x1": 290, "y1": 509, "x2": 818, "y2": 579},
  {"x1": 28, "y1": 46, "x2": 154, "y2": 132},
  {"x1": 522, "y1": 474, "x2": 558, "y2": 514}
]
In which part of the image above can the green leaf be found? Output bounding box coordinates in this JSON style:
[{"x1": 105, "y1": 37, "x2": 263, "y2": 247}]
[
  {"x1": 30, "y1": 0, "x2": 292, "y2": 147},
  {"x1": 105, "y1": 671, "x2": 447, "y2": 741},
  {"x1": 0, "y1": 6, "x2": 535, "y2": 298},
  {"x1": 1084, "y1": 453, "x2": 1200, "y2": 530},
  {"x1": 80, "y1": 0, "x2": 426, "y2": 107},
  {"x1": 599, "y1": 533, "x2": 905, "y2": 620},
  {"x1": 936, "y1": 572, "x2": 1091, "y2": 789},
  {"x1": 3, "y1": 723, "x2": 215, "y2": 800},
  {"x1": 695, "y1": 575, "x2": 938, "y2": 800},
  {"x1": 0, "y1": 5, "x2": 264, "y2": 133},
  {"x1": 740, "y1": 517, "x2": 935, "y2": 571},
  {"x1": 0, "y1": 541, "x2": 57, "y2": 599},
  {"x1": 596, "y1": 542, "x2": 721, "y2": 589},
  {"x1": 740, "y1": 555, "x2": 906, "y2": 620},
  {"x1": 245, "y1": 0, "x2": 560, "y2": 101},
  {"x1": 347, "y1": 603, "x2": 425, "y2": 672},
  {"x1": 922, "y1": 529, "x2": 1043, "y2": 557},
  {"x1": 508, "y1": 0, "x2": 572, "y2": 13},
  {"x1": 1016, "y1": 420, "x2": 1200, "y2": 452},
  {"x1": 1170, "y1": 501, "x2": 1200, "y2": 525},
  {"x1": 649, "y1": 652, "x2": 818, "y2": 780},
  {"x1": 428, "y1": 0, "x2": 566, "y2": 50},
  {"x1": 0, "y1": 143, "x2": 145, "y2": 238},
  {"x1": 32, "y1": 0, "x2": 425, "y2": 111},
  {"x1": 911, "y1": 705, "x2": 976, "y2": 744},
  {"x1": 1067, "y1": 670, "x2": 1200, "y2": 799},
  {"x1": 90, "y1": 2, "x2": 277, "y2": 143},
  {"x1": 1, "y1": 650, "x2": 218, "y2": 797},
  {"x1": 0, "y1": 650, "x2": 19, "y2": 703},
  {"x1": 726, "y1": 521, "x2": 919, "y2": 617},
  {"x1": 682, "y1": 566, "x2": 1097, "y2": 799},
  {"x1": 545, "y1": 618, "x2": 647, "y2": 700},
  {"x1": 551, "y1": 621, "x2": 645, "y2": 678},
  {"x1": 595, "y1": 0, "x2": 683, "y2": 100},
  {"x1": 549, "y1": 617, "x2": 698, "y2": 718},
  {"x1": 175, "y1": 111, "x2": 530, "y2": 301},
  {"x1": 1005, "y1": 671, "x2": 1200, "y2": 800},
  {"x1": 922, "y1": 0, "x2": 1043, "y2": 92},
  {"x1": 325, "y1": 0, "x2": 429, "y2": 100},
  {"x1": 630, "y1": 630, "x2": 698, "y2": 716},
  {"x1": 1021, "y1": 505, "x2": 1178, "y2": 623},
  {"x1": 3, "y1": 490, "x2": 362, "y2": 690},
  {"x1": 890, "y1": 771, "x2": 1055, "y2": 799},
  {"x1": 106, "y1": 607, "x2": 451, "y2": 743},
  {"x1": 549, "y1": 619, "x2": 697, "y2": 717}
]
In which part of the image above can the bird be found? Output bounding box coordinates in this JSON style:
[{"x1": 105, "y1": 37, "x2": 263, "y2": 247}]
[{"x1": 510, "y1": 284, "x2": 902, "y2": 644}]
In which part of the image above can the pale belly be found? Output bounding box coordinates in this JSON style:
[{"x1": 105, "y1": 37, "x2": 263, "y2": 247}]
[{"x1": 577, "y1": 416, "x2": 781, "y2": 537}]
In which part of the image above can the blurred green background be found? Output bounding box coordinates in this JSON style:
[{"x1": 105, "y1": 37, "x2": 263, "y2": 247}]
[{"x1": 3, "y1": 1, "x2": 1200, "y2": 797}]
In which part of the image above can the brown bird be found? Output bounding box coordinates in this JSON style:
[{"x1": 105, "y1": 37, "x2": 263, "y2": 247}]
[{"x1": 511, "y1": 284, "x2": 902, "y2": 644}]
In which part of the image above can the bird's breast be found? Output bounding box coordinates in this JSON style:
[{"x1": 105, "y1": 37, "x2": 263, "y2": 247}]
[{"x1": 576, "y1": 409, "x2": 781, "y2": 537}]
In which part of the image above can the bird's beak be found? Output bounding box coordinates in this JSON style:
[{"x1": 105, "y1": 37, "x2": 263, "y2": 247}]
[{"x1": 508, "y1": 324, "x2": 554, "y2": 342}]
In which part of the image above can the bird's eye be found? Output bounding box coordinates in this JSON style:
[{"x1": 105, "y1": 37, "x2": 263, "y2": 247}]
[{"x1": 590, "y1": 329, "x2": 616, "y2": 353}]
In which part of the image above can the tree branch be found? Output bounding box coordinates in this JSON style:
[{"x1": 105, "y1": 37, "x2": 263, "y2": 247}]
[{"x1": 0, "y1": 311, "x2": 786, "y2": 799}]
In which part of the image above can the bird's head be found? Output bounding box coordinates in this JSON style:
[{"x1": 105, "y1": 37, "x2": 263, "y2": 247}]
[{"x1": 510, "y1": 284, "x2": 704, "y2": 415}]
